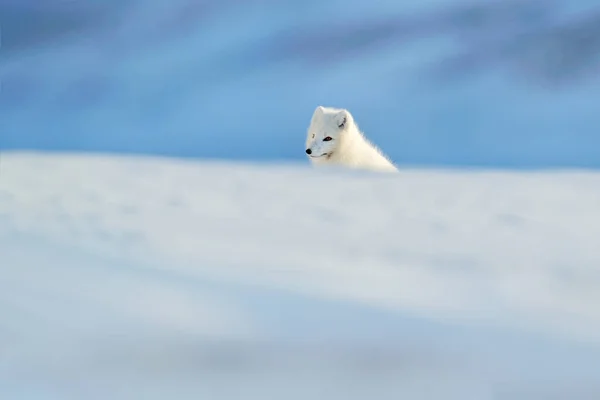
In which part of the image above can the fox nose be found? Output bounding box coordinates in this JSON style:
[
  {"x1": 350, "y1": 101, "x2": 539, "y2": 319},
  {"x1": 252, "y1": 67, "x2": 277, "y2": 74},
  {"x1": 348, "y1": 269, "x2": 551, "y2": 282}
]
[{"x1": 305, "y1": 149, "x2": 312, "y2": 155}]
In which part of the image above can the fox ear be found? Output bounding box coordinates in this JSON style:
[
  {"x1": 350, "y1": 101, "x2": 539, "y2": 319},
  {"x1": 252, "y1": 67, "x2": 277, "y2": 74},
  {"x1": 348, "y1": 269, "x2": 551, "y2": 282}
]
[{"x1": 336, "y1": 110, "x2": 349, "y2": 129}]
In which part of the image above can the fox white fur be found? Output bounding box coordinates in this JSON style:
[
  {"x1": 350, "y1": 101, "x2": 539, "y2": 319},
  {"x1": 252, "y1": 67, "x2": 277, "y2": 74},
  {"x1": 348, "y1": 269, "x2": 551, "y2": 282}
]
[{"x1": 304, "y1": 106, "x2": 398, "y2": 173}]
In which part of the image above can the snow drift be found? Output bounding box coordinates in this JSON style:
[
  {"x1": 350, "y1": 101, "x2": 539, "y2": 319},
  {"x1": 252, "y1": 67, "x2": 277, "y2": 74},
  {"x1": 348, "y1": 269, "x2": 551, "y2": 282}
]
[{"x1": 1, "y1": 152, "x2": 600, "y2": 399}]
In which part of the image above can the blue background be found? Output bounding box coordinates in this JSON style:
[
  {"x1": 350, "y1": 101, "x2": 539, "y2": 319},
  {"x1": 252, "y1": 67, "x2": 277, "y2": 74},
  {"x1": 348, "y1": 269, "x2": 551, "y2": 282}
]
[{"x1": 2, "y1": 0, "x2": 599, "y2": 168}]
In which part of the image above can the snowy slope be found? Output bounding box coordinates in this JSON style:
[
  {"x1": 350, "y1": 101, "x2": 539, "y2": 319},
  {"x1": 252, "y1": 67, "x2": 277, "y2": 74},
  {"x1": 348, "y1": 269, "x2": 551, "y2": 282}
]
[
  {"x1": 2, "y1": 0, "x2": 600, "y2": 167},
  {"x1": 2, "y1": 152, "x2": 600, "y2": 399}
]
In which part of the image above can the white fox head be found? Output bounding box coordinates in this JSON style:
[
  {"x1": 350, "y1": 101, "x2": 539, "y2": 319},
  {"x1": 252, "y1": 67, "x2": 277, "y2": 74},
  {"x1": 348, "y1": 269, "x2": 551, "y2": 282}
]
[{"x1": 305, "y1": 106, "x2": 352, "y2": 161}]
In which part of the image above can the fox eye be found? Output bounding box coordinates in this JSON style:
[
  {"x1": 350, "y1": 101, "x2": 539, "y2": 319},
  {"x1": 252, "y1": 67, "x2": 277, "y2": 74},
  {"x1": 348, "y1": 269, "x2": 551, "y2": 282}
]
[{"x1": 323, "y1": 136, "x2": 332, "y2": 141}]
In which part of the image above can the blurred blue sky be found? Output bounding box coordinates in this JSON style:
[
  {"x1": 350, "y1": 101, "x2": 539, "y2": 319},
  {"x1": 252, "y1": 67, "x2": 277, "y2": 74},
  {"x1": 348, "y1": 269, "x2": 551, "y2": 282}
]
[{"x1": 1, "y1": 0, "x2": 599, "y2": 168}]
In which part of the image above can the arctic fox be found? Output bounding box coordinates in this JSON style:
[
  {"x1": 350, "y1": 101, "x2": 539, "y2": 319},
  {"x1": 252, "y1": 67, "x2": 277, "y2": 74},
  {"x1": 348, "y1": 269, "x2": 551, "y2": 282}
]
[{"x1": 304, "y1": 106, "x2": 398, "y2": 173}]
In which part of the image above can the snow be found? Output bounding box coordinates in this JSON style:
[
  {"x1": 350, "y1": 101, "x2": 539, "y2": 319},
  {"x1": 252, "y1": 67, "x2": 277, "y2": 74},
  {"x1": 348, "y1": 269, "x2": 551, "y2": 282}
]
[{"x1": 2, "y1": 151, "x2": 600, "y2": 399}]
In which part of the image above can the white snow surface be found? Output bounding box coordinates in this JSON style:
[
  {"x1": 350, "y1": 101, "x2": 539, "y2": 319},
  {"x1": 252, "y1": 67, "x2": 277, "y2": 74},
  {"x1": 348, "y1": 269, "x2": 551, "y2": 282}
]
[{"x1": 2, "y1": 151, "x2": 600, "y2": 399}]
